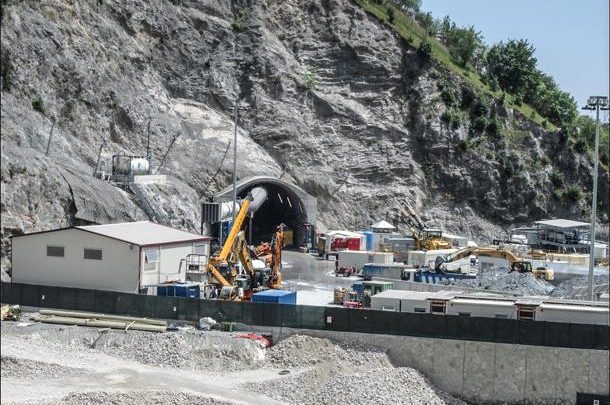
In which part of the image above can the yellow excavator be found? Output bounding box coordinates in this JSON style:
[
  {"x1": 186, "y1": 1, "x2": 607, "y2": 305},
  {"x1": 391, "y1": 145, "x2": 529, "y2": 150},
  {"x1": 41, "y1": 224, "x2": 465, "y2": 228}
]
[
  {"x1": 399, "y1": 207, "x2": 451, "y2": 250},
  {"x1": 434, "y1": 246, "x2": 554, "y2": 281},
  {"x1": 206, "y1": 189, "x2": 284, "y2": 300}
]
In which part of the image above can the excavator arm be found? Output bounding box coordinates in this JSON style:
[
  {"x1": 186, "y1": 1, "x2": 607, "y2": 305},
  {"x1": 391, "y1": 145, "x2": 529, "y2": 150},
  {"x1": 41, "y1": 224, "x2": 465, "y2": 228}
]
[
  {"x1": 206, "y1": 195, "x2": 252, "y2": 288},
  {"x1": 435, "y1": 246, "x2": 554, "y2": 280}
]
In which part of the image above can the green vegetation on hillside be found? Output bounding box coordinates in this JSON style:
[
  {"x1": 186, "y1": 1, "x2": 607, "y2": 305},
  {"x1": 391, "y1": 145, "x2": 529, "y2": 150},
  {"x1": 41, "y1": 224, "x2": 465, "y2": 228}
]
[
  {"x1": 355, "y1": 0, "x2": 558, "y2": 129},
  {"x1": 356, "y1": 0, "x2": 609, "y2": 170}
]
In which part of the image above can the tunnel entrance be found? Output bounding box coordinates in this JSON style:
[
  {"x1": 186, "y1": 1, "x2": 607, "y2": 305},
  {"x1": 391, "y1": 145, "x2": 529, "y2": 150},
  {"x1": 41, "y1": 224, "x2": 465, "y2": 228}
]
[
  {"x1": 240, "y1": 182, "x2": 307, "y2": 248},
  {"x1": 214, "y1": 176, "x2": 317, "y2": 250}
]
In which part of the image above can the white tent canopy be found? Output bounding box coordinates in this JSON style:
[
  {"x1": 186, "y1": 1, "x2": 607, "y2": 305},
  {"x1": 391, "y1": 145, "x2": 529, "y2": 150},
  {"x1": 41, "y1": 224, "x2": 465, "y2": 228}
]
[{"x1": 371, "y1": 220, "x2": 396, "y2": 231}]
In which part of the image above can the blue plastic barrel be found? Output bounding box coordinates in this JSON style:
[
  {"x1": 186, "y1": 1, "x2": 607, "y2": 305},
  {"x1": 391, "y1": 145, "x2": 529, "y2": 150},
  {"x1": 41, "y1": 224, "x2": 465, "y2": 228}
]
[{"x1": 363, "y1": 231, "x2": 374, "y2": 251}]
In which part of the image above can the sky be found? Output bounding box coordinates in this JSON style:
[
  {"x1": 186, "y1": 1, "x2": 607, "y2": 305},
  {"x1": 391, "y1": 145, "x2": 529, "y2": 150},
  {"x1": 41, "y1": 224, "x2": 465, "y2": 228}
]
[{"x1": 423, "y1": 0, "x2": 609, "y2": 115}]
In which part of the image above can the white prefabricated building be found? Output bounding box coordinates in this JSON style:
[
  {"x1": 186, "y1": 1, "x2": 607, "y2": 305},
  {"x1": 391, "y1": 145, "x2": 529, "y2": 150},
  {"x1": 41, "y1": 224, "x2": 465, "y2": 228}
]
[{"x1": 11, "y1": 221, "x2": 211, "y2": 293}]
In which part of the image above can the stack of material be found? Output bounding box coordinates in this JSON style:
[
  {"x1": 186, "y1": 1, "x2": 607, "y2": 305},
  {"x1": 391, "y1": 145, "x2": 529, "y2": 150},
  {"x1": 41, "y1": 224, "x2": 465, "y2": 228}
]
[
  {"x1": 333, "y1": 287, "x2": 347, "y2": 304},
  {"x1": 1, "y1": 305, "x2": 22, "y2": 321},
  {"x1": 31, "y1": 309, "x2": 167, "y2": 332}
]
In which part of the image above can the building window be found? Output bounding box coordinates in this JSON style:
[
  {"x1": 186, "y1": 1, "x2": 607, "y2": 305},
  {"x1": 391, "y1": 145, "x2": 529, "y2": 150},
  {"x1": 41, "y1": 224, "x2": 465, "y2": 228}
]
[
  {"x1": 84, "y1": 248, "x2": 102, "y2": 260},
  {"x1": 430, "y1": 301, "x2": 446, "y2": 314},
  {"x1": 381, "y1": 305, "x2": 396, "y2": 311},
  {"x1": 193, "y1": 244, "x2": 208, "y2": 255},
  {"x1": 144, "y1": 248, "x2": 159, "y2": 271},
  {"x1": 47, "y1": 246, "x2": 65, "y2": 257},
  {"x1": 414, "y1": 307, "x2": 426, "y2": 313},
  {"x1": 518, "y1": 307, "x2": 536, "y2": 321}
]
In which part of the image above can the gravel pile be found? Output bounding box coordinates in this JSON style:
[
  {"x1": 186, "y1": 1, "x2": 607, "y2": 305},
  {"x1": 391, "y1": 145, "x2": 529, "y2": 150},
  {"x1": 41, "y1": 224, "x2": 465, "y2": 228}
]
[
  {"x1": 247, "y1": 335, "x2": 466, "y2": 405},
  {"x1": 1, "y1": 319, "x2": 266, "y2": 372},
  {"x1": 266, "y1": 335, "x2": 390, "y2": 368},
  {"x1": 1, "y1": 355, "x2": 84, "y2": 379},
  {"x1": 550, "y1": 274, "x2": 610, "y2": 298},
  {"x1": 93, "y1": 329, "x2": 266, "y2": 371},
  {"x1": 7, "y1": 391, "x2": 231, "y2": 405},
  {"x1": 445, "y1": 267, "x2": 555, "y2": 296}
]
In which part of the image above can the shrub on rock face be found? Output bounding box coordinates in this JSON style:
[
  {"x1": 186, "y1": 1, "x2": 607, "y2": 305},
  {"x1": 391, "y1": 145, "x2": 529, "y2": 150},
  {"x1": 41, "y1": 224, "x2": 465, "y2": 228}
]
[
  {"x1": 563, "y1": 185, "x2": 583, "y2": 203},
  {"x1": 387, "y1": 7, "x2": 395, "y2": 24},
  {"x1": 32, "y1": 95, "x2": 44, "y2": 113},
  {"x1": 472, "y1": 116, "x2": 487, "y2": 133},
  {"x1": 549, "y1": 170, "x2": 564, "y2": 187},
  {"x1": 417, "y1": 41, "x2": 432, "y2": 59}
]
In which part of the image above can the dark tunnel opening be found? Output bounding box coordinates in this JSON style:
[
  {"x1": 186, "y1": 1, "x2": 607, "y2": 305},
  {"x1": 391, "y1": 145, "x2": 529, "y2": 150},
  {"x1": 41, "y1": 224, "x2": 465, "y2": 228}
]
[{"x1": 239, "y1": 183, "x2": 308, "y2": 248}]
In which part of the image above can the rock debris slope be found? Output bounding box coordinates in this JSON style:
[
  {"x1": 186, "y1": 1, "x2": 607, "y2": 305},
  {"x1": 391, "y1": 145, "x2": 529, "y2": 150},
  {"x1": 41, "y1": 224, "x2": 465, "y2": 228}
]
[{"x1": 1, "y1": 0, "x2": 606, "y2": 276}]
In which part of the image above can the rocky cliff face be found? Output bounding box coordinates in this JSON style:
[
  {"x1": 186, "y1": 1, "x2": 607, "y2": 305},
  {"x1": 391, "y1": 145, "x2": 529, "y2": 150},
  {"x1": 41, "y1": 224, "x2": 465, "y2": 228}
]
[{"x1": 1, "y1": 0, "x2": 606, "y2": 277}]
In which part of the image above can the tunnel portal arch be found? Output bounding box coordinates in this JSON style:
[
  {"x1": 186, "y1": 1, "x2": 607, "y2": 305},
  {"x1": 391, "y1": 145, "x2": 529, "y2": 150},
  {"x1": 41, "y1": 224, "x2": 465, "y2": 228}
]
[{"x1": 215, "y1": 176, "x2": 317, "y2": 248}]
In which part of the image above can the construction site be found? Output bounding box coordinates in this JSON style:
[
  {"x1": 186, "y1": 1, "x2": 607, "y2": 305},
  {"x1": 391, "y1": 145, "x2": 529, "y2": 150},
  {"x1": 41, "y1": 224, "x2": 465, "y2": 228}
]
[
  {"x1": 2, "y1": 182, "x2": 609, "y2": 404},
  {"x1": 1, "y1": 0, "x2": 610, "y2": 404}
]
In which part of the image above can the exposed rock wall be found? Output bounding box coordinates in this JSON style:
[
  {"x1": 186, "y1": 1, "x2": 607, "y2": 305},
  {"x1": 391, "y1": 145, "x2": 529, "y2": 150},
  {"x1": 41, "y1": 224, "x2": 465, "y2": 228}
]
[{"x1": 1, "y1": 0, "x2": 606, "y2": 276}]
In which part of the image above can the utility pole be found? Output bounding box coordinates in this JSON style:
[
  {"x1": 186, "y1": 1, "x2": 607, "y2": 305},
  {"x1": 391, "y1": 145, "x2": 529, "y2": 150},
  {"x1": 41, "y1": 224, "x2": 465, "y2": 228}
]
[
  {"x1": 146, "y1": 118, "x2": 152, "y2": 173},
  {"x1": 44, "y1": 118, "x2": 56, "y2": 157},
  {"x1": 232, "y1": 97, "x2": 239, "y2": 225},
  {"x1": 582, "y1": 95, "x2": 608, "y2": 300},
  {"x1": 155, "y1": 132, "x2": 179, "y2": 175}
]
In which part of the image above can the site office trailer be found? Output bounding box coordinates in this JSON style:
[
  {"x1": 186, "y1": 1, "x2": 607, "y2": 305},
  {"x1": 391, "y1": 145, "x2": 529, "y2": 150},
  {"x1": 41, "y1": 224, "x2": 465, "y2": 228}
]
[
  {"x1": 11, "y1": 228, "x2": 141, "y2": 293},
  {"x1": 536, "y1": 303, "x2": 609, "y2": 325},
  {"x1": 445, "y1": 298, "x2": 517, "y2": 319},
  {"x1": 11, "y1": 227, "x2": 210, "y2": 294},
  {"x1": 139, "y1": 241, "x2": 209, "y2": 289}
]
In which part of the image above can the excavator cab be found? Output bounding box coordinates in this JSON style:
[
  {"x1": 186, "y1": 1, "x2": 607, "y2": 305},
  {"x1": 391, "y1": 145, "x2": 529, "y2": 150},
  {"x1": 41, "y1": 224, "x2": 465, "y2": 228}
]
[
  {"x1": 219, "y1": 286, "x2": 238, "y2": 300},
  {"x1": 510, "y1": 261, "x2": 532, "y2": 274}
]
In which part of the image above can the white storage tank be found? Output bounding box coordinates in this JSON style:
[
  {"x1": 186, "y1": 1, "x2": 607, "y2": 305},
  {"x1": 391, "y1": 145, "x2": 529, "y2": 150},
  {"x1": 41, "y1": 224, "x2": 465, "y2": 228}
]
[{"x1": 130, "y1": 158, "x2": 150, "y2": 175}]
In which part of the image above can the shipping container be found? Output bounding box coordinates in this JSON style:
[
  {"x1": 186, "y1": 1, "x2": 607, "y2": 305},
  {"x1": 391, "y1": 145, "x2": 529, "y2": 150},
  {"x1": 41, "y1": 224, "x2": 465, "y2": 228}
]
[
  {"x1": 347, "y1": 238, "x2": 362, "y2": 251},
  {"x1": 251, "y1": 289, "x2": 297, "y2": 305},
  {"x1": 157, "y1": 283, "x2": 200, "y2": 299},
  {"x1": 406, "y1": 249, "x2": 458, "y2": 269},
  {"x1": 361, "y1": 263, "x2": 408, "y2": 280},
  {"x1": 370, "y1": 290, "x2": 440, "y2": 313},
  {"x1": 338, "y1": 250, "x2": 394, "y2": 271}
]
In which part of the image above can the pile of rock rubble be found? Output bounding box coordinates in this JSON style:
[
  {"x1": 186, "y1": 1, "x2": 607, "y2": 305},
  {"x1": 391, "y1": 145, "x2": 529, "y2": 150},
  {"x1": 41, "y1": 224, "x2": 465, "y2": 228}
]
[
  {"x1": 446, "y1": 266, "x2": 555, "y2": 296},
  {"x1": 247, "y1": 335, "x2": 467, "y2": 405},
  {"x1": 7, "y1": 391, "x2": 231, "y2": 405}
]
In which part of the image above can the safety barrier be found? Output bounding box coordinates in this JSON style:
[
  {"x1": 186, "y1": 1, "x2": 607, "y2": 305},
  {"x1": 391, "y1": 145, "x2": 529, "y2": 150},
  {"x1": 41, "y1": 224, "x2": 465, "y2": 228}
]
[{"x1": 1, "y1": 282, "x2": 607, "y2": 350}]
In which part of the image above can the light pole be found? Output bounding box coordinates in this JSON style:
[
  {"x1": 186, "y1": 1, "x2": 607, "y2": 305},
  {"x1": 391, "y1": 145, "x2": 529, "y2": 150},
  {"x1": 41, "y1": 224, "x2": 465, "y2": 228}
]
[
  {"x1": 582, "y1": 95, "x2": 608, "y2": 300},
  {"x1": 229, "y1": 97, "x2": 249, "y2": 225},
  {"x1": 232, "y1": 97, "x2": 239, "y2": 226}
]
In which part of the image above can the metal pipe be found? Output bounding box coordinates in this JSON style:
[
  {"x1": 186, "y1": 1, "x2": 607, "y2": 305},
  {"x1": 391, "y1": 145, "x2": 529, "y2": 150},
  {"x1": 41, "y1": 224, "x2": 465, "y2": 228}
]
[
  {"x1": 38, "y1": 309, "x2": 167, "y2": 326},
  {"x1": 32, "y1": 314, "x2": 167, "y2": 332}
]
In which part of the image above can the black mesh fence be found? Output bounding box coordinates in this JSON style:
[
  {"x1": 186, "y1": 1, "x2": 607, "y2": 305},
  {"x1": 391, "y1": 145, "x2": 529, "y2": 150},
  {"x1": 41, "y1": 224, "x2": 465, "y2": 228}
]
[{"x1": 1, "y1": 282, "x2": 607, "y2": 349}]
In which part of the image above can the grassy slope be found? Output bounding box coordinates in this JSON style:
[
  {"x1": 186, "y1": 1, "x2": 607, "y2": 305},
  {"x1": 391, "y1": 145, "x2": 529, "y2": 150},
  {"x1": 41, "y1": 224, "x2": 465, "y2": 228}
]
[{"x1": 354, "y1": 0, "x2": 558, "y2": 131}]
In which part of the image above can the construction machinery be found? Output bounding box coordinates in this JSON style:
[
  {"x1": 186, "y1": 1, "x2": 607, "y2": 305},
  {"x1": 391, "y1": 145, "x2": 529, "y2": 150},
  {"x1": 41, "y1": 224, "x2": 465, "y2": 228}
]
[
  {"x1": 205, "y1": 188, "x2": 284, "y2": 300},
  {"x1": 434, "y1": 246, "x2": 555, "y2": 281},
  {"x1": 399, "y1": 207, "x2": 451, "y2": 250},
  {"x1": 253, "y1": 224, "x2": 284, "y2": 289}
]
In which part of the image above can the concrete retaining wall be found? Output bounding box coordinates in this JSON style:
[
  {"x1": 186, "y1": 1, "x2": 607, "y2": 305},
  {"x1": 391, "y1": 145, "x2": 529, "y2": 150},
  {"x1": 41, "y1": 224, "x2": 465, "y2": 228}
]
[{"x1": 246, "y1": 326, "x2": 609, "y2": 404}]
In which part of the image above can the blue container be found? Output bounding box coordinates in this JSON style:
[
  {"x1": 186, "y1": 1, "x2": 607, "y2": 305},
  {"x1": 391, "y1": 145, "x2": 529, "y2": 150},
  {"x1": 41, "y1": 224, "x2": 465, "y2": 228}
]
[
  {"x1": 351, "y1": 282, "x2": 364, "y2": 302},
  {"x1": 157, "y1": 283, "x2": 200, "y2": 299},
  {"x1": 252, "y1": 289, "x2": 297, "y2": 305},
  {"x1": 363, "y1": 231, "x2": 374, "y2": 251}
]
